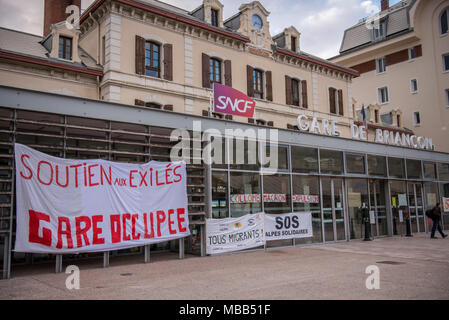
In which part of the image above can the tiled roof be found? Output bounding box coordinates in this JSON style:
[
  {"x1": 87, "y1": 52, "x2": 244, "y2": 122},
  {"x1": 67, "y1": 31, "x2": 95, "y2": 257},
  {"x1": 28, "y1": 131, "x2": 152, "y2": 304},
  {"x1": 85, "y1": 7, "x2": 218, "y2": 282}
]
[{"x1": 339, "y1": 0, "x2": 415, "y2": 54}]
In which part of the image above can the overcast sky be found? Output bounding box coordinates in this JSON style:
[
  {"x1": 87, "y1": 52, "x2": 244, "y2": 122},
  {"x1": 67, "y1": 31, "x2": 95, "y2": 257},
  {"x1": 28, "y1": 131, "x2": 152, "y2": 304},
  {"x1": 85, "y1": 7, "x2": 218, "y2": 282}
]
[{"x1": 0, "y1": 0, "x2": 401, "y2": 59}]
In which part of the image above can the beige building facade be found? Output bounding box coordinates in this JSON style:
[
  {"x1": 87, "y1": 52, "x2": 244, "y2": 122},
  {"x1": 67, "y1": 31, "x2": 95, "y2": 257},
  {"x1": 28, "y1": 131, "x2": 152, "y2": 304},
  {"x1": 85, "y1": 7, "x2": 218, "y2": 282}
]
[
  {"x1": 331, "y1": 0, "x2": 449, "y2": 153},
  {"x1": 0, "y1": 0, "x2": 359, "y2": 139}
]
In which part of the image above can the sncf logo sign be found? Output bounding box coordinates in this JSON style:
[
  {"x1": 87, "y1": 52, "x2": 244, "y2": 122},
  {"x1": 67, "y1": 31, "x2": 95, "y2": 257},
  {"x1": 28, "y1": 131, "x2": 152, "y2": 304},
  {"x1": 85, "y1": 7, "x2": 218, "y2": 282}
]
[{"x1": 213, "y1": 83, "x2": 255, "y2": 118}]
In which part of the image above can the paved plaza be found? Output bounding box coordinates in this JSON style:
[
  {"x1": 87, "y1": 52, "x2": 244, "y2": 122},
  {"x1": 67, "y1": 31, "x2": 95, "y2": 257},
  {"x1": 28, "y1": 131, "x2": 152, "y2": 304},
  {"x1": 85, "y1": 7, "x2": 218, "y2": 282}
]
[{"x1": 1, "y1": 234, "x2": 448, "y2": 300}]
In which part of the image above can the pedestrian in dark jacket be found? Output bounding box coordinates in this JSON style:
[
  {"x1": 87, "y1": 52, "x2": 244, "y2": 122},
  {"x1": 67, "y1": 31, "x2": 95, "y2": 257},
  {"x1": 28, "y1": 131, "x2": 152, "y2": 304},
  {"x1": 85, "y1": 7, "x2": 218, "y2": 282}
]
[{"x1": 431, "y1": 203, "x2": 447, "y2": 239}]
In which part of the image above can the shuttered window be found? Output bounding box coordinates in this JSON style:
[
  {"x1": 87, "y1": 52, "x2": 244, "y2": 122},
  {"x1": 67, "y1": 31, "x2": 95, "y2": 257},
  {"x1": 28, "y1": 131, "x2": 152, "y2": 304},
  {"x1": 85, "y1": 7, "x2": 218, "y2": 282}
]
[
  {"x1": 292, "y1": 79, "x2": 300, "y2": 106},
  {"x1": 145, "y1": 41, "x2": 160, "y2": 78},
  {"x1": 210, "y1": 58, "x2": 221, "y2": 88},
  {"x1": 301, "y1": 80, "x2": 308, "y2": 109},
  {"x1": 224, "y1": 60, "x2": 232, "y2": 87},
  {"x1": 329, "y1": 87, "x2": 336, "y2": 114},
  {"x1": 253, "y1": 69, "x2": 264, "y2": 99},
  {"x1": 136, "y1": 37, "x2": 172, "y2": 80}
]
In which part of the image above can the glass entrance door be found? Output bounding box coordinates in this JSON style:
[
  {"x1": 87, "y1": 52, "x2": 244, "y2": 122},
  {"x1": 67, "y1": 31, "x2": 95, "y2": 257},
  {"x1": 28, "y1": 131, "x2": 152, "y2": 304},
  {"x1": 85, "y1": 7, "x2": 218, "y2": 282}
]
[
  {"x1": 321, "y1": 177, "x2": 346, "y2": 242},
  {"x1": 347, "y1": 179, "x2": 369, "y2": 240},
  {"x1": 408, "y1": 183, "x2": 426, "y2": 233},
  {"x1": 369, "y1": 180, "x2": 388, "y2": 236}
]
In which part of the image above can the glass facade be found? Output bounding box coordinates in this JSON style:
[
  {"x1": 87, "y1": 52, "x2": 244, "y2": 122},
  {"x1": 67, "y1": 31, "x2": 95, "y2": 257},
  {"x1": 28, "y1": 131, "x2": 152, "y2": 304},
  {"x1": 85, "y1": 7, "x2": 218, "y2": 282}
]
[{"x1": 210, "y1": 140, "x2": 449, "y2": 247}]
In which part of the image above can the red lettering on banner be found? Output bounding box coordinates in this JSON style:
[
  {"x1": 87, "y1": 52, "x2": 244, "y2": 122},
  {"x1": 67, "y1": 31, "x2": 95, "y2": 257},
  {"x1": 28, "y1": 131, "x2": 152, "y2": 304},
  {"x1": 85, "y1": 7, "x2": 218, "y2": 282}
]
[
  {"x1": 57, "y1": 217, "x2": 73, "y2": 249},
  {"x1": 165, "y1": 165, "x2": 173, "y2": 185},
  {"x1": 144, "y1": 212, "x2": 155, "y2": 239},
  {"x1": 70, "y1": 164, "x2": 82, "y2": 188},
  {"x1": 88, "y1": 164, "x2": 99, "y2": 187},
  {"x1": 122, "y1": 213, "x2": 131, "y2": 241},
  {"x1": 156, "y1": 171, "x2": 164, "y2": 186},
  {"x1": 132, "y1": 214, "x2": 140, "y2": 240},
  {"x1": 75, "y1": 216, "x2": 91, "y2": 248},
  {"x1": 129, "y1": 170, "x2": 138, "y2": 188},
  {"x1": 168, "y1": 209, "x2": 176, "y2": 235},
  {"x1": 156, "y1": 210, "x2": 166, "y2": 237},
  {"x1": 55, "y1": 165, "x2": 69, "y2": 188},
  {"x1": 37, "y1": 161, "x2": 53, "y2": 186},
  {"x1": 139, "y1": 171, "x2": 148, "y2": 187},
  {"x1": 28, "y1": 210, "x2": 52, "y2": 247},
  {"x1": 100, "y1": 165, "x2": 112, "y2": 186},
  {"x1": 177, "y1": 208, "x2": 187, "y2": 233},
  {"x1": 83, "y1": 163, "x2": 88, "y2": 187},
  {"x1": 92, "y1": 215, "x2": 105, "y2": 245},
  {"x1": 110, "y1": 215, "x2": 121, "y2": 243},
  {"x1": 20, "y1": 154, "x2": 33, "y2": 180},
  {"x1": 173, "y1": 165, "x2": 182, "y2": 183}
]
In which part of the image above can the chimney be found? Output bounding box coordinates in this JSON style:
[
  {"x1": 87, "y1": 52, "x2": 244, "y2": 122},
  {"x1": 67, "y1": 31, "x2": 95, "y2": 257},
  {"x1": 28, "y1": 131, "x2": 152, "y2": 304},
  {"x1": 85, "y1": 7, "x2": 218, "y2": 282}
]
[
  {"x1": 43, "y1": 0, "x2": 81, "y2": 37},
  {"x1": 381, "y1": 0, "x2": 389, "y2": 11}
]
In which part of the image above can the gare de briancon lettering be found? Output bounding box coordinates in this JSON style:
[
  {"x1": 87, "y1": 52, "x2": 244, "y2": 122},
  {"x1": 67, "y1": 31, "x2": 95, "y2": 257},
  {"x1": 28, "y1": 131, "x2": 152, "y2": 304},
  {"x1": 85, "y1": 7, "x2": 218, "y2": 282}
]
[{"x1": 296, "y1": 115, "x2": 434, "y2": 151}]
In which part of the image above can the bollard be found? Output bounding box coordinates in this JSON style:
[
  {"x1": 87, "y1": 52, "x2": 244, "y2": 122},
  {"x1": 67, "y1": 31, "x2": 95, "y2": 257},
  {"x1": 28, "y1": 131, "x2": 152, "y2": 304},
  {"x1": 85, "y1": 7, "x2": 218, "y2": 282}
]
[
  {"x1": 405, "y1": 218, "x2": 413, "y2": 237},
  {"x1": 364, "y1": 218, "x2": 372, "y2": 241}
]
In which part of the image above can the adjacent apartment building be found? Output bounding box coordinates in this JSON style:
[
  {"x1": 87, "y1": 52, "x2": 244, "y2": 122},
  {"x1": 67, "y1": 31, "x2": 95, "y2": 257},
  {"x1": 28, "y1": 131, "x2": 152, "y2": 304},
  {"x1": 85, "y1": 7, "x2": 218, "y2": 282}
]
[{"x1": 331, "y1": 0, "x2": 449, "y2": 153}]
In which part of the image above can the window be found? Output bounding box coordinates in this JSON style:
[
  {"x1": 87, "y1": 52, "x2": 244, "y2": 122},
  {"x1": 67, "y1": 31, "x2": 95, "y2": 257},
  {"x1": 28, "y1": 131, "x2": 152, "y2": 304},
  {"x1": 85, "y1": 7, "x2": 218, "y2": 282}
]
[
  {"x1": 411, "y1": 79, "x2": 418, "y2": 93},
  {"x1": 438, "y1": 163, "x2": 449, "y2": 181},
  {"x1": 374, "y1": 109, "x2": 380, "y2": 123},
  {"x1": 145, "y1": 41, "x2": 160, "y2": 78},
  {"x1": 329, "y1": 87, "x2": 343, "y2": 115},
  {"x1": 378, "y1": 87, "x2": 389, "y2": 104},
  {"x1": 291, "y1": 146, "x2": 318, "y2": 173},
  {"x1": 291, "y1": 36, "x2": 297, "y2": 52},
  {"x1": 263, "y1": 174, "x2": 291, "y2": 214},
  {"x1": 413, "y1": 111, "x2": 421, "y2": 126},
  {"x1": 292, "y1": 176, "x2": 322, "y2": 244},
  {"x1": 408, "y1": 47, "x2": 415, "y2": 60},
  {"x1": 376, "y1": 57, "x2": 386, "y2": 73},
  {"x1": 441, "y1": 8, "x2": 448, "y2": 35},
  {"x1": 443, "y1": 53, "x2": 449, "y2": 71},
  {"x1": 396, "y1": 114, "x2": 401, "y2": 127},
  {"x1": 263, "y1": 144, "x2": 289, "y2": 171},
  {"x1": 406, "y1": 159, "x2": 422, "y2": 179},
  {"x1": 320, "y1": 149, "x2": 344, "y2": 175},
  {"x1": 446, "y1": 89, "x2": 449, "y2": 106},
  {"x1": 373, "y1": 22, "x2": 386, "y2": 41},
  {"x1": 58, "y1": 36, "x2": 72, "y2": 60},
  {"x1": 424, "y1": 162, "x2": 436, "y2": 180},
  {"x1": 388, "y1": 157, "x2": 405, "y2": 178},
  {"x1": 230, "y1": 172, "x2": 261, "y2": 218},
  {"x1": 211, "y1": 9, "x2": 219, "y2": 27},
  {"x1": 212, "y1": 172, "x2": 228, "y2": 219},
  {"x1": 368, "y1": 155, "x2": 387, "y2": 176},
  {"x1": 253, "y1": 69, "x2": 264, "y2": 99},
  {"x1": 345, "y1": 153, "x2": 366, "y2": 175},
  {"x1": 145, "y1": 102, "x2": 162, "y2": 110},
  {"x1": 209, "y1": 58, "x2": 221, "y2": 88},
  {"x1": 292, "y1": 79, "x2": 300, "y2": 106}
]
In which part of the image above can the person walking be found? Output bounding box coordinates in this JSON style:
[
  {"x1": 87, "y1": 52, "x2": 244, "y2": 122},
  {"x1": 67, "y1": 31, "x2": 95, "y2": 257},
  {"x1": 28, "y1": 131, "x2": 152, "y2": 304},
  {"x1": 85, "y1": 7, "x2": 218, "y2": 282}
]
[{"x1": 430, "y1": 203, "x2": 447, "y2": 239}]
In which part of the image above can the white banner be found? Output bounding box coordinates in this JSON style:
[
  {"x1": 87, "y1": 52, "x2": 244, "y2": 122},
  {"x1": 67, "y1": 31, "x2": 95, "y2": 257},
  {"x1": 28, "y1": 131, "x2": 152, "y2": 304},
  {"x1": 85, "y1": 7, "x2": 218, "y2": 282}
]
[
  {"x1": 14, "y1": 143, "x2": 190, "y2": 254},
  {"x1": 206, "y1": 213, "x2": 265, "y2": 255},
  {"x1": 265, "y1": 212, "x2": 313, "y2": 241}
]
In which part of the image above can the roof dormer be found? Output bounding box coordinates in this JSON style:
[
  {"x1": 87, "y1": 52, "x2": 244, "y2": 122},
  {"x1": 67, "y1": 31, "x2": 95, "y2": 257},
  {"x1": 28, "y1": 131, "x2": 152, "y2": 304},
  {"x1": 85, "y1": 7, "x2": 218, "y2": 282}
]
[
  {"x1": 204, "y1": 0, "x2": 224, "y2": 28},
  {"x1": 273, "y1": 26, "x2": 301, "y2": 53},
  {"x1": 48, "y1": 21, "x2": 81, "y2": 64}
]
